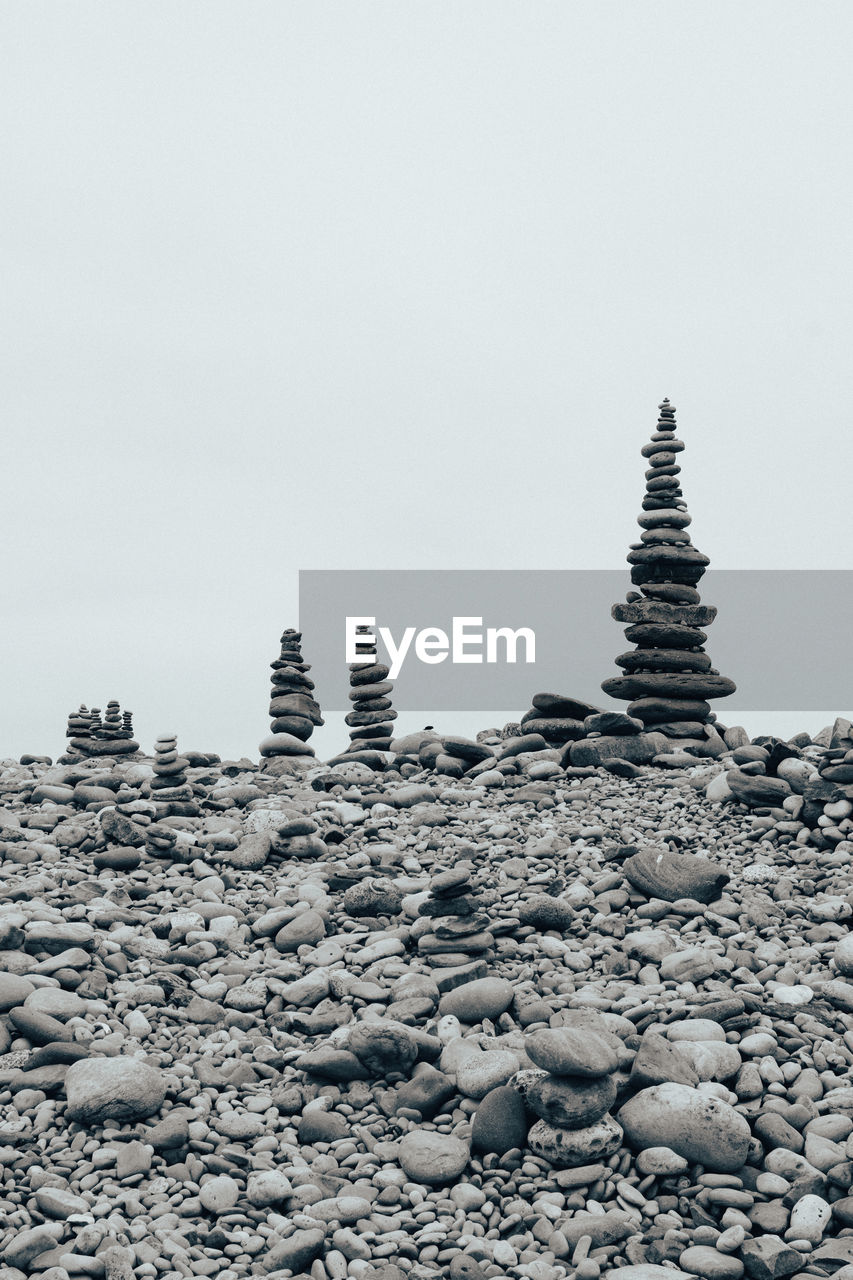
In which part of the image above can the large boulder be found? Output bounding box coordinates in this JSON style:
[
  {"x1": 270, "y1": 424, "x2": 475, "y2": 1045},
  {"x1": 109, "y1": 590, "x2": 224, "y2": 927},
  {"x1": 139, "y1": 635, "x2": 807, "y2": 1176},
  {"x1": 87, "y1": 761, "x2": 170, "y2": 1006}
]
[
  {"x1": 622, "y1": 846, "x2": 729, "y2": 904},
  {"x1": 618, "y1": 1082, "x2": 750, "y2": 1172},
  {"x1": 64, "y1": 1056, "x2": 166, "y2": 1125}
]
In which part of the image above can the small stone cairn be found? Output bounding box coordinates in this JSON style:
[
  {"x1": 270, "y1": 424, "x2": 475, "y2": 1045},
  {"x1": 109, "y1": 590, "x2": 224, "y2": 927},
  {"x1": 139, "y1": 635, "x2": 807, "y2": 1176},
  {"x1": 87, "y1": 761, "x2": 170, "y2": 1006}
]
[
  {"x1": 259, "y1": 629, "x2": 321, "y2": 761},
  {"x1": 346, "y1": 625, "x2": 397, "y2": 753},
  {"x1": 417, "y1": 865, "x2": 495, "y2": 971},
  {"x1": 65, "y1": 700, "x2": 139, "y2": 758},
  {"x1": 148, "y1": 734, "x2": 192, "y2": 805},
  {"x1": 602, "y1": 399, "x2": 736, "y2": 744},
  {"x1": 518, "y1": 693, "x2": 601, "y2": 746},
  {"x1": 519, "y1": 1025, "x2": 623, "y2": 1168}
]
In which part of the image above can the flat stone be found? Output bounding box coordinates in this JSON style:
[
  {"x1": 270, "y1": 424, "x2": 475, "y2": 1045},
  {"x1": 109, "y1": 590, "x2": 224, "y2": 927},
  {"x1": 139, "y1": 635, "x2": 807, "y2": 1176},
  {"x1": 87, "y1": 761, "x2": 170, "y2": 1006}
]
[
  {"x1": 622, "y1": 846, "x2": 729, "y2": 904},
  {"x1": 438, "y1": 977, "x2": 514, "y2": 1022},
  {"x1": 526, "y1": 1026, "x2": 620, "y2": 1078},
  {"x1": 398, "y1": 1130, "x2": 469, "y2": 1184},
  {"x1": 569, "y1": 732, "x2": 669, "y2": 767}
]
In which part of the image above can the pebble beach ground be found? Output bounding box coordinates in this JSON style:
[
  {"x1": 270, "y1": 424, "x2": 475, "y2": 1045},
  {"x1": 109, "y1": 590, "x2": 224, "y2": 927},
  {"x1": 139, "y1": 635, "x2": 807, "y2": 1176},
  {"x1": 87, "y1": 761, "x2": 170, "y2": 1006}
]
[{"x1": 3, "y1": 721, "x2": 853, "y2": 1280}]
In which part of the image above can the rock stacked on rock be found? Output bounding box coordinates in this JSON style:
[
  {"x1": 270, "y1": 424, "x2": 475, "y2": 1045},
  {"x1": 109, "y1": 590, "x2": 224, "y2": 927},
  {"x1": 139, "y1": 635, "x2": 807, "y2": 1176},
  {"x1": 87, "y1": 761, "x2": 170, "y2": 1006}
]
[
  {"x1": 417, "y1": 865, "x2": 495, "y2": 974},
  {"x1": 65, "y1": 704, "x2": 92, "y2": 752},
  {"x1": 65, "y1": 699, "x2": 139, "y2": 757},
  {"x1": 602, "y1": 399, "x2": 736, "y2": 742},
  {"x1": 518, "y1": 693, "x2": 600, "y2": 746},
  {"x1": 430, "y1": 735, "x2": 495, "y2": 776},
  {"x1": 346, "y1": 624, "x2": 396, "y2": 754},
  {"x1": 148, "y1": 734, "x2": 192, "y2": 804},
  {"x1": 259, "y1": 629, "x2": 321, "y2": 761},
  {"x1": 519, "y1": 1024, "x2": 624, "y2": 1167}
]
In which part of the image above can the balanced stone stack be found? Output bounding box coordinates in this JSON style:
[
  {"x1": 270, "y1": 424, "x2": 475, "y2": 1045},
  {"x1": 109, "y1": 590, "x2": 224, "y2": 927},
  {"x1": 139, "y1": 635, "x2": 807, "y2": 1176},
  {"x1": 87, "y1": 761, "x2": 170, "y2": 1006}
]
[
  {"x1": 65, "y1": 700, "x2": 139, "y2": 758},
  {"x1": 518, "y1": 693, "x2": 601, "y2": 746},
  {"x1": 519, "y1": 1025, "x2": 623, "y2": 1168},
  {"x1": 65, "y1": 705, "x2": 93, "y2": 754},
  {"x1": 259, "y1": 629, "x2": 321, "y2": 761},
  {"x1": 601, "y1": 399, "x2": 736, "y2": 741},
  {"x1": 417, "y1": 866, "x2": 495, "y2": 972},
  {"x1": 346, "y1": 624, "x2": 397, "y2": 754},
  {"x1": 148, "y1": 734, "x2": 193, "y2": 804}
]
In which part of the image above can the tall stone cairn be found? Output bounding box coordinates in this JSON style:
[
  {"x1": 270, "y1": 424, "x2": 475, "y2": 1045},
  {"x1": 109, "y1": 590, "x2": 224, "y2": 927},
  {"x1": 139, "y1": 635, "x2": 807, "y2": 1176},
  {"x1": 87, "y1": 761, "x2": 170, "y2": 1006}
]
[
  {"x1": 260, "y1": 629, "x2": 322, "y2": 759},
  {"x1": 601, "y1": 399, "x2": 736, "y2": 738},
  {"x1": 346, "y1": 624, "x2": 397, "y2": 753}
]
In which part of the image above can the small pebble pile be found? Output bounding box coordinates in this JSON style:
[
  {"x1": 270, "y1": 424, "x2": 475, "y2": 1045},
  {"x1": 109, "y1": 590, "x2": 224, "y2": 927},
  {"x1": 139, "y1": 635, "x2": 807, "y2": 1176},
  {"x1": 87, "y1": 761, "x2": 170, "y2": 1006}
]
[
  {"x1": 521, "y1": 1023, "x2": 623, "y2": 1169},
  {"x1": 416, "y1": 865, "x2": 495, "y2": 973},
  {"x1": 519, "y1": 694, "x2": 600, "y2": 747},
  {"x1": 148, "y1": 734, "x2": 193, "y2": 810}
]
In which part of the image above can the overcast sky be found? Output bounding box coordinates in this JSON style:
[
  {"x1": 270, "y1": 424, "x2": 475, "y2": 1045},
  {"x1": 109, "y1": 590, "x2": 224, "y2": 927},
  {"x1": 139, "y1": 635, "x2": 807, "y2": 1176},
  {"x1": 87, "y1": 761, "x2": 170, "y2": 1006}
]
[{"x1": 2, "y1": 2, "x2": 852, "y2": 760}]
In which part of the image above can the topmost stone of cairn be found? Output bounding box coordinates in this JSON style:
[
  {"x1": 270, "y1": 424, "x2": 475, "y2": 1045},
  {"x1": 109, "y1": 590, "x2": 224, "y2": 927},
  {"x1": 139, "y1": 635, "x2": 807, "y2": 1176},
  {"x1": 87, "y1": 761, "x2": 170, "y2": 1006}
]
[{"x1": 601, "y1": 400, "x2": 736, "y2": 737}]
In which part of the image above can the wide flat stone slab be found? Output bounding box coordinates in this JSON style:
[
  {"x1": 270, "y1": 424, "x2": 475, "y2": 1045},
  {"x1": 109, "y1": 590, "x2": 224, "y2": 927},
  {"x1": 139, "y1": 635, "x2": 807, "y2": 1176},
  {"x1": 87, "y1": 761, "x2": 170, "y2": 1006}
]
[
  {"x1": 603, "y1": 674, "x2": 736, "y2": 701},
  {"x1": 615, "y1": 648, "x2": 712, "y2": 673},
  {"x1": 612, "y1": 600, "x2": 717, "y2": 626}
]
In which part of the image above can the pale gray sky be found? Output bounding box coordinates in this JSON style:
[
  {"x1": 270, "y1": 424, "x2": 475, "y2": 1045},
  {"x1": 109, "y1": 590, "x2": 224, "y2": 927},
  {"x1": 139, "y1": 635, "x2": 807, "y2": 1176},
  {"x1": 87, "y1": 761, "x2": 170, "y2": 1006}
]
[{"x1": 3, "y1": 2, "x2": 852, "y2": 760}]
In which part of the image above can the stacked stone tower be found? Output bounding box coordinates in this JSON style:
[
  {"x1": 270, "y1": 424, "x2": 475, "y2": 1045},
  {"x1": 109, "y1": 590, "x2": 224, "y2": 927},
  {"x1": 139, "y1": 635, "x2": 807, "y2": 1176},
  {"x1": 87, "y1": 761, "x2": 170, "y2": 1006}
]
[
  {"x1": 259, "y1": 629, "x2": 321, "y2": 760},
  {"x1": 346, "y1": 624, "x2": 397, "y2": 753},
  {"x1": 601, "y1": 400, "x2": 735, "y2": 738}
]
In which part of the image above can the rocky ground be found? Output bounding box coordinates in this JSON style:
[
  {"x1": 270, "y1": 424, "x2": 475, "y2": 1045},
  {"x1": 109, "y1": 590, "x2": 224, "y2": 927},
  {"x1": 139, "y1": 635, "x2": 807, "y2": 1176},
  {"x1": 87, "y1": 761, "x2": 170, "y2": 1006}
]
[{"x1": 2, "y1": 722, "x2": 853, "y2": 1280}]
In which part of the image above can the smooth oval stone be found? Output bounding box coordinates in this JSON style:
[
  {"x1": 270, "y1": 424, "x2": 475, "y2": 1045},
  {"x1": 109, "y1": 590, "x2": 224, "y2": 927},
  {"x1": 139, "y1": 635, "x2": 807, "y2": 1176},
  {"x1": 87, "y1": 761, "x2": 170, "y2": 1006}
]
[
  {"x1": 667, "y1": 1019, "x2": 727, "y2": 1043},
  {"x1": 678, "y1": 1248, "x2": 743, "y2": 1279},
  {"x1": 347, "y1": 1023, "x2": 418, "y2": 1076},
  {"x1": 398, "y1": 1130, "x2": 469, "y2": 1184},
  {"x1": 93, "y1": 847, "x2": 142, "y2": 871},
  {"x1": 618, "y1": 1083, "x2": 750, "y2": 1172},
  {"x1": 456, "y1": 1050, "x2": 520, "y2": 1100},
  {"x1": 0, "y1": 974, "x2": 35, "y2": 1012},
  {"x1": 64, "y1": 1056, "x2": 166, "y2": 1123},
  {"x1": 527, "y1": 1114, "x2": 623, "y2": 1168},
  {"x1": 9, "y1": 1007, "x2": 73, "y2": 1045},
  {"x1": 525, "y1": 1072, "x2": 617, "y2": 1128},
  {"x1": 726, "y1": 769, "x2": 793, "y2": 807},
  {"x1": 471, "y1": 1085, "x2": 529, "y2": 1155},
  {"x1": 622, "y1": 847, "x2": 729, "y2": 905},
  {"x1": 835, "y1": 935, "x2": 853, "y2": 978},
  {"x1": 23, "y1": 988, "x2": 87, "y2": 1021},
  {"x1": 635, "y1": 1146, "x2": 689, "y2": 1176},
  {"x1": 438, "y1": 978, "x2": 514, "y2": 1023},
  {"x1": 525, "y1": 1027, "x2": 619, "y2": 1078}
]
